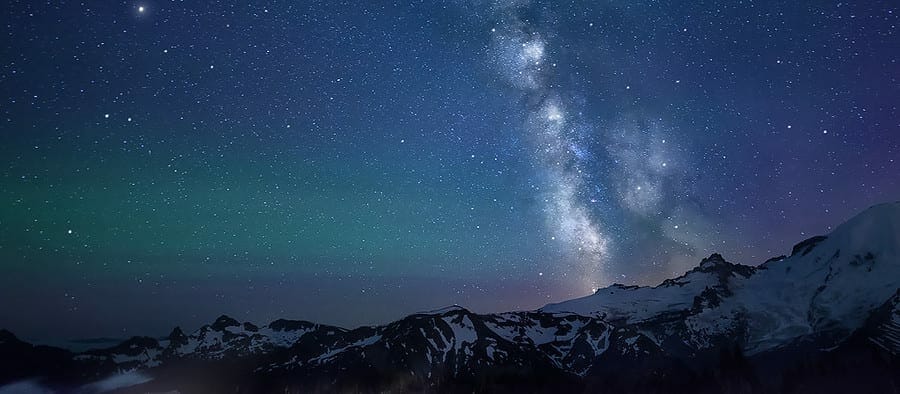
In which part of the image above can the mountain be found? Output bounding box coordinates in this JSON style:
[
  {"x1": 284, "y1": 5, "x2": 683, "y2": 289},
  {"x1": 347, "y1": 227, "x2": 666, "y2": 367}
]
[
  {"x1": 1, "y1": 202, "x2": 899, "y2": 393},
  {"x1": 544, "y1": 201, "x2": 900, "y2": 355}
]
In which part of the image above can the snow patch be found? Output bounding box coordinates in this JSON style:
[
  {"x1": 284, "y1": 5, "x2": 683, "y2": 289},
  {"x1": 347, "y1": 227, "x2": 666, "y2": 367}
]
[
  {"x1": 0, "y1": 380, "x2": 54, "y2": 394},
  {"x1": 83, "y1": 371, "x2": 153, "y2": 392}
]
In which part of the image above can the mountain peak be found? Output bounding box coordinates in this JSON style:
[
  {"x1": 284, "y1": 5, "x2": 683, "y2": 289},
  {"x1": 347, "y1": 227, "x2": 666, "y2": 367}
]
[
  {"x1": 211, "y1": 315, "x2": 241, "y2": 330},
  {"x1": 790, "y1": 235, "x2": 828, "y2": 257},
  {"x1": 0, "y1": 329, "x2": 19, "y2": 344},
  {"x1": 825, "y1": 201, "x2": 900, "y2": 256},
  {"x1": 417, "y1": 304, "x2": 470, "y2": 315},
  {"x1": 688, "y1": 253, "x2": 756, "y2": 279},
  {"x1": 699, "y1": 253, "x2": 727, "y2": 268},
  {"x1": 268, "y1": 319, "x2": 315, "y2": 332},
  {"x1": 168, "y1": 326, "x2": 186, "y2": 341}
]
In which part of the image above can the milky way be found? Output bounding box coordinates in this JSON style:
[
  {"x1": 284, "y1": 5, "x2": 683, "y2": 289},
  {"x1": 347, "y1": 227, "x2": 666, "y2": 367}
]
[
  {"x1": 488, "y1": 15, "x2": 610, "y2": 291},
  {"x1": 484, "y1": 2, "x2": 698, "y2": 292}
]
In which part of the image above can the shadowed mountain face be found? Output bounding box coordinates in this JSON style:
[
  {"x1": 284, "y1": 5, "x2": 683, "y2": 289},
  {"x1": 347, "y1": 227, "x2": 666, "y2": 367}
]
[{"x1": 2, "y1": 202, "x2": 899, "y2": 393}]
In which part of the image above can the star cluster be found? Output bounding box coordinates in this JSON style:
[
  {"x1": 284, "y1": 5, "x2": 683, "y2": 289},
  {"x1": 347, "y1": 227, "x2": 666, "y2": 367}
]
[{"x1": 0, "y1": 1, "x2": 897, "y2": 340}]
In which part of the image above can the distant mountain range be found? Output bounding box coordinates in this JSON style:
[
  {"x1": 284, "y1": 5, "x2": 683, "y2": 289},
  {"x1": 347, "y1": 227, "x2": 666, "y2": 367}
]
[{"x1": 2, "y1": 202, "x2": 899, "y2": 393}]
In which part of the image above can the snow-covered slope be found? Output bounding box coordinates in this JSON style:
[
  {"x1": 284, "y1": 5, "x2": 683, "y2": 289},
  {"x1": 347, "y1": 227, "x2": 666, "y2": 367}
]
[
  {"x1": 867, "y1": 290, "x2": 900, "y2": 355},
  {"x1": 263, "y1": 307, "x2": 643, "y2": 378},
  {"x1": 542, "y1": 253, "x2": 755, "y2": 324},
  {"x1": 739, "y1": 202, "x2": 899, "y2": 351},
  {"x1": 544, "y1": 201, "x2": 900, "y2": 354}
]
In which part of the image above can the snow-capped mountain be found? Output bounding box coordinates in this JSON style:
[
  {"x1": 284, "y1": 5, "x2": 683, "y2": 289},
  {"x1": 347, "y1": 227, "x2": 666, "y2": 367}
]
[
  {"x1": 2, "y1": 202, "x2": 899, "y2": 393},
  {"x1": 541, "y1": 253, "x2": 756, "y2": 325},
  {"x1": 544, "y1": 202, "x2": 900, "y2": 355},
  {"x1": 70, "y1": 316, "x2": 341, "y2": 371}
]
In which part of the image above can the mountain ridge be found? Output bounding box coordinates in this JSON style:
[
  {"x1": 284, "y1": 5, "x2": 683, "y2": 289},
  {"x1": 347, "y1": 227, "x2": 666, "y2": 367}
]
[{"x1": 2, "y1": 201, "x2": 899, "y2": 393}]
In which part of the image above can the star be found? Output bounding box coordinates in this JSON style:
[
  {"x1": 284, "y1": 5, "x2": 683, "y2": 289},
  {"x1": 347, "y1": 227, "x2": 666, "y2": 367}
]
[{"x1": 1, "y1": 0, "x2": 896, "y2": 342}]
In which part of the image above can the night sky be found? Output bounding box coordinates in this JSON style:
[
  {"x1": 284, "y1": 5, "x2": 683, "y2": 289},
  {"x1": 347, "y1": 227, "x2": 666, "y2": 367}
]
[{"x1": 1, "y1": 1, "x2": 898, "y2": 342}]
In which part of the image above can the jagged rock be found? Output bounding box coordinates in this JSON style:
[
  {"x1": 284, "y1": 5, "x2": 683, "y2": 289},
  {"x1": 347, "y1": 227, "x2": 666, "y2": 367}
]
[{"x1": 211, "y1": 315, "x2": 241, "y2": 331}]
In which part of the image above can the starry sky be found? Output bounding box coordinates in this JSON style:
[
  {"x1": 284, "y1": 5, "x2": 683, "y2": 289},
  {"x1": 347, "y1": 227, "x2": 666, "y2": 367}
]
[{"x1": 1, "y1": 0, "x2": 898, "y2": 341}]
